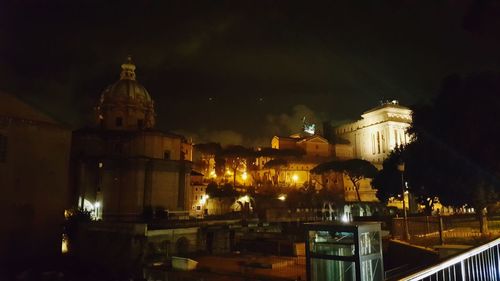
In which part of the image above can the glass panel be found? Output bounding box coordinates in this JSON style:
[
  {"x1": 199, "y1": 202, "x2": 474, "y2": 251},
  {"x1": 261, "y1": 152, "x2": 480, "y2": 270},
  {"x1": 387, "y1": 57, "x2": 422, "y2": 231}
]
[
  {"x1": 361, "y1": 258, "x2": 383, "y2": 281},
  {"x1": 309, "y1": 230, "x2": 355, "y2": 256},
  {"x1": 359, "y1": 231, "x2": 380, "y2": 256},
  {"x1": 310, "y1": 258, "x2": 356, "y2": 281}
]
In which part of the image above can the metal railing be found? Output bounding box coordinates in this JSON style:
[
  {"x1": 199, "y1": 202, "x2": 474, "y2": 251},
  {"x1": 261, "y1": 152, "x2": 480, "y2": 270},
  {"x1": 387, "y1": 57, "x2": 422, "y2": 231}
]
[
  {"x1": 397, "y1": 237, "x2": 500, "y2": 281},
  {"x1": 392, "y1": 215, "x2": 500, "y2": 247}
]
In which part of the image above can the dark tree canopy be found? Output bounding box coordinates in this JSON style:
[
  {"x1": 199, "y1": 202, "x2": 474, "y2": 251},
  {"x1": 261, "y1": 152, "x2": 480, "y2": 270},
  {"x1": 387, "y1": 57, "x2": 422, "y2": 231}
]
[
  {"x1": 404, "y1": 72, "x2": 500, "y2": 209},
  {"x1": 312, "y1": 159, "x2": 378, "y2": 202},
  {"x1": 220, "y1": 145, "x2": 255, "y2": 158},
  {"x1": 311, "y1": 159, "x2": 378, "y2": 179},
  {"x1": 194, "y1": 142, "x2": 222, "y2": 155},
  {"x1": 206, "y1": 182, "x2": 238, "y2": 198},
  {"x1": 263, "y1": 158, "x2": 289, "y2": 169},
  {"x1": 372, "y1": 147, "x2": 405, "y2": 202},
  {"x1": 256, "y1": 148, "x2": 305, "y2": 158}
]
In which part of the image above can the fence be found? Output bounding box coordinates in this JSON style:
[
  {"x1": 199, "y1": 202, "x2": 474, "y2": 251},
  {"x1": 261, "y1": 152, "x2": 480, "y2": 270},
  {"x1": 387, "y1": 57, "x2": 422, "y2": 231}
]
[
  {"x1": 392, "y1": 215, "x2": 500, "y2": 247},
  {"x1": 397, "y1": 237, "x2": 500, "y2": 280}
]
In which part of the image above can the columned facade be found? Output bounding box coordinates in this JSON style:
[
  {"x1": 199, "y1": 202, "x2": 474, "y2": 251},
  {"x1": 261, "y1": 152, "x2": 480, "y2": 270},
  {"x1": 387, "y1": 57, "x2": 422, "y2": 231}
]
[{"x1": 334, "y1": 101, "x2": 412, "y2": 165}]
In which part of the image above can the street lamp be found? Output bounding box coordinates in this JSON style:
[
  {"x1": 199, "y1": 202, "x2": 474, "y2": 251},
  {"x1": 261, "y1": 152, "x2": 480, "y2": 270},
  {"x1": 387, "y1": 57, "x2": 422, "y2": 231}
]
[{"x1": 397, "y1": 162, "x2": 411, "y2": 241}]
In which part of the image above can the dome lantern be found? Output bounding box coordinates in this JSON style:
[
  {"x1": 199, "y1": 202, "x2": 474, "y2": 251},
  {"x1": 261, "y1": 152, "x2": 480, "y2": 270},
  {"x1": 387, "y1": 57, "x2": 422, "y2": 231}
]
[
  {"x1": 96, "y1": 56, "x2": 156, "y2": 130},
  {"x1": 120, "y1": 55, "x2": 136, "y2": 80}
]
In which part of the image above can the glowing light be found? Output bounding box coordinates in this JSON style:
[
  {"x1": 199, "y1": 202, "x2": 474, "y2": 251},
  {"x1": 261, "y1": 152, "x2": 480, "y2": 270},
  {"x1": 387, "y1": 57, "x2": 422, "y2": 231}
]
[
  {"x1": 209, "y1": 170, "x2": 216, "y2": 178},
  {"x1": 199, "y1": 195, "x2": 209, "y2": 205},
  {"x1": 64, "y1": 209, "x2": 72, "y2": 219},
  {"x1": 61, "y1": 234, "x2": 69, "y2": 254},
  {"x1": 278, "y1": 195, "x2": 286, "y2": 201},
  {"x1": 98, "y1": 162, "x2": 103, "y2": 168},
  {"x1": 242, "y1": 172, "x2": 248, "y2": 181},
  {"x1": 238, "y1": 195, "x2": 250, "y2": 203},
  {"x1": 341, "y1": 214, "x2": 349, "y2": 223},
  {"x1": 292, "y1": 174, "x2": 299, "y2": 182},
  {"x1": 94, "y1": 201, "x2": 101, "y2": 208}
]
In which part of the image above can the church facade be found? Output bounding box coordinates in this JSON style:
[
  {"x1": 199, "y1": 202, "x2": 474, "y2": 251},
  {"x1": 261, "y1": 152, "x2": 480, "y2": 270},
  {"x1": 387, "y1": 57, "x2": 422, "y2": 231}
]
[{"x1": 71, "y1": 57, "x2": 193, "y2": 221}]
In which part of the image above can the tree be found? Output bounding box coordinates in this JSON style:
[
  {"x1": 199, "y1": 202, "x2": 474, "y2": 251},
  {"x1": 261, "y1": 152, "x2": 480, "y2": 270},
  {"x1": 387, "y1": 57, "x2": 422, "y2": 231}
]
[
  {"x1": 220, "y1": 145, "x2": 254, "y2": 185},
  {"x1": 372, "y1": 145, "x2": 436, "y2": 215},
  {"x1": 205, "y1": 182, "x2": 220, "y2": 197},
  {"x1": 403, "y1": 73, "x2": 500, "y2": 233},
  {"x1": 194, "y1": 142, "x2": 223, "y2": 179},
  {"x1": 256, "y1": 147, "x2": 305, "y2": 158},
  {"x1": 372, "y1": 147, "x2": 405, "y2": 203},
  {"x1": 194, "y1": 142, "x2": 222, "y2": 155},
  {"x1": 263, "y1": 158, "x2": 289, "y2": 186},
  {"x1": 206, "y1": 182, "x2": 238, "y2": 198},
  {"x1": 312, "y1": 159, "x2": 378, "y2": 202}
]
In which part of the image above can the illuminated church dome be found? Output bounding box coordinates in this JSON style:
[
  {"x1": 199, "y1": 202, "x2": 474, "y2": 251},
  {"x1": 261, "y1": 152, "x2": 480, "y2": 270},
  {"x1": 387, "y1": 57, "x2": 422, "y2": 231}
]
[{"x1": 97, "y1": 56, "x2": 156, "y2": 130}]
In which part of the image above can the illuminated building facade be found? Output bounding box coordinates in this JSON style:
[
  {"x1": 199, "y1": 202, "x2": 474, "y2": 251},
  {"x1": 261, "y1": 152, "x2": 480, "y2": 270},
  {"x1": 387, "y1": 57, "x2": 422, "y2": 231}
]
[
  {"x1": 71, "y1": 57, "x2": 193, "y2": 220},
  {"x1": 190, "y1": 170, "x2": 209, "y2": 218},
  {"x1": 0, "y1": 91, "x2": 71, "y2": 263},
  {"x1": 332, "y1": 100, "x2": 412, "y2": 165},
  {"x1": 263, "y1": 134, "x2": 352, "y2": 187}
]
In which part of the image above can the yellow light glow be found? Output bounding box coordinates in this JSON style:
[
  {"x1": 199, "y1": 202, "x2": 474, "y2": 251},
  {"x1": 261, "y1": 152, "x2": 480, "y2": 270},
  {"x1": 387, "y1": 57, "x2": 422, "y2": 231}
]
[
  {"x1": 278, "y1": 195, "x2": 286, "y2": 201},
  {"x1": 292, "y1": 174, "x2": 299, "y2": 182},
  {"x1": 61, "y1": 234, "x2": 69, "y2": 254},
  {"x1": 199, "y1": 194, "x2": 209, "y2": 205},
  {"x1": 64, "y1": 209, "x2": 72, "y2": 219},
  {"x1": 209, "y1": 170, "x2": 216, "y2": 178},
  {"x1": 242, "y1": 172, "x2": 248, "y2": 181},
  {"x1": 238, "y1": 195, "x2": 250, "y2": 203}
]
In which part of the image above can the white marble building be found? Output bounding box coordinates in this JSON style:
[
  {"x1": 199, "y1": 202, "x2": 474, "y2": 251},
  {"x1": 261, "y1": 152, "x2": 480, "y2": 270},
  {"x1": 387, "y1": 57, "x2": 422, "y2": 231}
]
[{"x1": 334, "y1": 100, "x2": 412, "y2": 165}]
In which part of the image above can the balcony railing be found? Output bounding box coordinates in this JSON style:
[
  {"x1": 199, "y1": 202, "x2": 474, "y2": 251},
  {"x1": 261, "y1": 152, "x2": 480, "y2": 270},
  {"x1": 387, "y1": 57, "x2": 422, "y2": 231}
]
[{"x1": 397, "y1": 237, "x2": 500, "y2": 281}]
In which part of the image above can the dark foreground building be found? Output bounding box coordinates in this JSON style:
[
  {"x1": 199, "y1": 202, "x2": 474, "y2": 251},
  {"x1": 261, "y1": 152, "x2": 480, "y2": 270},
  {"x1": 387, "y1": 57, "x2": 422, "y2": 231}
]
[{"x1": 0, "y1": 91, "x2": 71, "y2": 265}]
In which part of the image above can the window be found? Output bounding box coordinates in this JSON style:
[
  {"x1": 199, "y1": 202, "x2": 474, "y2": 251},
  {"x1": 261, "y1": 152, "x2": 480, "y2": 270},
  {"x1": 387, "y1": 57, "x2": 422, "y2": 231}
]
[
  {"x1": 164, "y1": 150, "x2": 171, "y2": 160},
  {"x1": 0, "y1": 134, "x2": 6, "y2": 162},
  {"x1": 115, "y1": 117, "x2": 123, "y2": 127},
  {"x1": 137, "y1": 119, "x2": 144, "y2": 128}
]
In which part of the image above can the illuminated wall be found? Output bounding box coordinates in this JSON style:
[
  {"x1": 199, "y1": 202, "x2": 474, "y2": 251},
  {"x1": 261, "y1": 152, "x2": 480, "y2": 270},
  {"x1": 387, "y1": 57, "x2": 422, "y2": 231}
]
[
  {"x1": 296, "y1": 136, "x2": 331, "y2": 158},
  {"x1": 334, "y1": 101, "x2": 412, "y2": 164}
]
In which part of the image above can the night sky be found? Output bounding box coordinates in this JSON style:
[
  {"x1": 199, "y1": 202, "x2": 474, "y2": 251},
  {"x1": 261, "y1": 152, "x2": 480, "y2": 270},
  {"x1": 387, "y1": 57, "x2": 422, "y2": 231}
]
[{"x1": 1, "y1": 0, "x2": 500, "y2": 146}]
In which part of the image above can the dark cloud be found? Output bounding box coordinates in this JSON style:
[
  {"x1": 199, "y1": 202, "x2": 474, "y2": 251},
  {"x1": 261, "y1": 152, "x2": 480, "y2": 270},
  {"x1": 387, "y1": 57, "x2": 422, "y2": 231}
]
[{"x1": 1, "y1": 0, "x2": 500, "y2": 141}]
